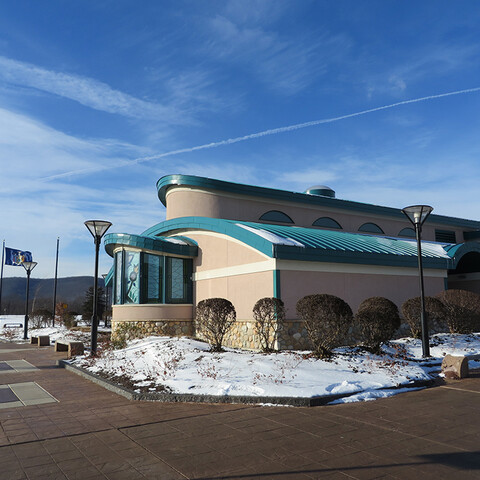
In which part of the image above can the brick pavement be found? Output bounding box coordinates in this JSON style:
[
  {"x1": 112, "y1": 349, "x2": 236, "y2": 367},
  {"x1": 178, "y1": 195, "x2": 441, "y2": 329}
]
[{"x1": 0, "y1": 341, "x2": 479, "y2": 479}]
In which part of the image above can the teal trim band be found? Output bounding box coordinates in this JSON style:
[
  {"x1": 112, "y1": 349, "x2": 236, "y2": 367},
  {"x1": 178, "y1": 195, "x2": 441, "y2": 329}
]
[
  {"x1": 443, "y1": 241, "x2": 480, "y2": 269},
  {"x1": 142, "y1": 217, "x2": 450, "y2": 269},
  {"x1": 444, "y1": 277, "x2": 449, "y2": 290},
  {"x1": 104, "y1": 265, "x2": 114, "y2": 286},
  {"x1": 104, "y1": 233, "x2": 198, "y2": 258},
  {"x1": 156, "y1": 174, "x2": 480, "y2": 229},
  {"x1": 273, "y1": 270, "x2": 281, "y2": 299}
]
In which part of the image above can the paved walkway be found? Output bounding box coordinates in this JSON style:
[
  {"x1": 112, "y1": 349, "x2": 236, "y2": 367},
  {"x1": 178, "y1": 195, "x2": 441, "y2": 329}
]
[{"x1": 0, "y1": 341, "x2": 479, "y2": 479}]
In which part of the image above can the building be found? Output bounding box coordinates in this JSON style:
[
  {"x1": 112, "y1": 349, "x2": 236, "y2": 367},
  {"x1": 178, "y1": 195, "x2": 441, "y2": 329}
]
[{"x1": 104, "y1": 174, "x2": 480, "y2": 350}]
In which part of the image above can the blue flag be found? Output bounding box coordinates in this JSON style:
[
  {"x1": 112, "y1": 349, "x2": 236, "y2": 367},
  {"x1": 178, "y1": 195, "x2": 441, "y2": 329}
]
[{"x1": 4, "y1": 248, "x2": 32, "y2": 266}]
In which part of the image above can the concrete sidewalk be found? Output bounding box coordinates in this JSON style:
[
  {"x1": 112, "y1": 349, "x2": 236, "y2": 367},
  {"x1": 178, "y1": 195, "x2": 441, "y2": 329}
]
[{"x1": 0, "y1": 341, "x2": 479, "y2": 479}]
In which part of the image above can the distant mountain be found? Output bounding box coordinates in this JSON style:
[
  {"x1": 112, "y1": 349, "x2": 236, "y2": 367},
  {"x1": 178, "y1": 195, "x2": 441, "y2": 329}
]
[{"x1": 0, "y1": 276, "x2": 105, "y2": 314}]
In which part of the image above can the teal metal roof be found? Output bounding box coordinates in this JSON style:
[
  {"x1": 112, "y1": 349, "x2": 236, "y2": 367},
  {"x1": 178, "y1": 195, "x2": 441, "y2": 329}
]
[
  {"x1": 156, "y1": 174, "x2": 480, "y2": 229},
  {"x1": 104, "y1": 233, "x2": 198, "y2": 258},
  {"x1": 142, "y1": 216, "x2": 461, "y2": 269}
]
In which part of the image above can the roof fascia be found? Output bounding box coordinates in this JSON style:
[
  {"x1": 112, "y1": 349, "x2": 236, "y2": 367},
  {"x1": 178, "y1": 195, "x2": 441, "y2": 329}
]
[{"x1": 156, "y1": 174, "x2": 480, "y2": 229}]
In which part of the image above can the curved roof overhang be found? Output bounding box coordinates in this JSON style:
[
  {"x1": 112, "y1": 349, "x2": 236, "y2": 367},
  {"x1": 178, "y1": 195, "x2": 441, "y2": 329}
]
[
  {"x1": 156, "y1": 174, "x2": 480, "y2": 229},
  {"x1": 143, "y1": 216, "x2": 451, "y2": 269},
  {"x1": 443, "y1": 241, "x2": 480, "y2": 269},
  {"x1": 104, "y1": 233, "x2": 198, "y2": 258}
]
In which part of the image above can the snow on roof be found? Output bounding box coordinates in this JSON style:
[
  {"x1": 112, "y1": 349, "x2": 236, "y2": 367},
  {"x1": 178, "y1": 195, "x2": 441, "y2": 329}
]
[{"x1": 236, "y1": 223, "x2": 305, "y2": 247}]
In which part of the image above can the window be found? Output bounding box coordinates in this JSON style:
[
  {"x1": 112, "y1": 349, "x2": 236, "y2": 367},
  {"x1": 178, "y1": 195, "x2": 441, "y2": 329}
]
[
  {"x1": 166, "y1": 257, "x2": 192, "y2": 304},
  {"x1": 142, "y1": 253, "x2": 163, "y2": 304},
  {"x1": 259, "y1": 210, "x2": 294, "y2": 223},
  {"x1": 358, "y1": 222, "x2": 384, "y2": 234},
  {"x1": 435, "y1": 229, "x2": 456, "y2": 243},
  {"x1": 113, "y1": 250, "x2": 192, "y2": 305},
  {"x1": 114, "y1": 251, "x2": 122, "y2": 305},
  {"x1": 124, "y1": 251, "x2": 140, "y2": 304},
  {"x1": 312, "y1": 217, "x2": 342, "y2": 229},
  {"x1": 398, "y1": 227, "x2": 416, "y2": 238}
]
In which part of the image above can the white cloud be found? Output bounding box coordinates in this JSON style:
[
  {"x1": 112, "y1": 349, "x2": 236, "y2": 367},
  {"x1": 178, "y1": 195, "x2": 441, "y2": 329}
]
[
  {"x1": 0, "y1": 56, "x2": 181, "y2": 121},
  {"x1": 204, "y1": 11, "x2": 350, "y2": 95}
]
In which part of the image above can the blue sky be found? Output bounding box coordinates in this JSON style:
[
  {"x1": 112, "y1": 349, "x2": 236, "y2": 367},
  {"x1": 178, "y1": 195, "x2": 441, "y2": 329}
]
[{"x1": 1, "y1": 1, "x2": 480, "y2": 279}]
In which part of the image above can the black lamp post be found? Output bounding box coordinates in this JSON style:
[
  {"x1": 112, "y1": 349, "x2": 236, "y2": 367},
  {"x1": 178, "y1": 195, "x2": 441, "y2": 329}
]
[
  {"x1": 22, "y1": 261, "x2": 38, "y2": 340},
  {"x1": 85, "y1": 220, "x2": 112, "y2": 355},
  {"x1": 401, "y1": 205, "x2": 433, "y2": 358}
]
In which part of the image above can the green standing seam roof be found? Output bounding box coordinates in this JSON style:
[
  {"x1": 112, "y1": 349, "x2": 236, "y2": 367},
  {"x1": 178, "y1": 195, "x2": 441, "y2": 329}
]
[
  {"x1": 156, "y1": 174, "x2": 480, "y2": 229},
  {"x1": 104, "y1": 233, "x2": 198, "y2": 258},
  {"x1": 141, "y1": 216, "x2": 465, "y2": 270}
]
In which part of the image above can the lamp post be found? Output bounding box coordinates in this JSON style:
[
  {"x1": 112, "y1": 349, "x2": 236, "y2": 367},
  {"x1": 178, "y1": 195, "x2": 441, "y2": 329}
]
[
  {"x1": 85, "y1": 220, "x2": 112, "y2": 355},
  {"x1": 22, "y1": 261, "x2": 38, "y2": 340},
  {"x1": 401, "y1": 205, "x2": 433, "y2": 358}
]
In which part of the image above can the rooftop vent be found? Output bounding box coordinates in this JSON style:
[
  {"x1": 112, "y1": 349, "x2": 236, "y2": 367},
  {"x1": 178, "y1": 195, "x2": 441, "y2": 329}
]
[{"x1": 304, "y1": 185, "x2": 335, "y2": 198}]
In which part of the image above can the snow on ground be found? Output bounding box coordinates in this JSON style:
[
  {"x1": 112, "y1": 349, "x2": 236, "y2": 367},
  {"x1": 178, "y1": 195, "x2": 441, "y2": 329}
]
[
  {"x1": 69, "y1": 333, "x2": 480, "y2": 401},
  {"x1": 1, "y1": 319, "x2": 478, "y2": 403},
  {"x1": 0, "y1": 317, "x2": 109, "y2": 344}
]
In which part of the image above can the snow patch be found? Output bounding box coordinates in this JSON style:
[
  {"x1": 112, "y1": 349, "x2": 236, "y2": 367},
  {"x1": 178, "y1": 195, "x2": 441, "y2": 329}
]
[{"x1": 237, "y1": 224, "x2": 305, "y2": 247}]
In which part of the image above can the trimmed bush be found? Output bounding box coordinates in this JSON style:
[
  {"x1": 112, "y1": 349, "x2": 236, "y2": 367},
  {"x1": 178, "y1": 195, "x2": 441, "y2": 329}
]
[
  {"x1": 296, "y1": 294, "x2": 353, "y2": 358},
  {"x1": 437, "y1": 289, "x2": 480, "y2": 334},
  {"x1": 401, "y1": 296, "x2": 448, "y2": 338},
  {"x1": 355, "y1": 297, "x2": 401, "y2": 353},
  {"x1": 196, "y1": 298, "x2": 236, "y2": 352},
  {"x1": 253, "y1": 297, "x2": 286, "y2": 352}
]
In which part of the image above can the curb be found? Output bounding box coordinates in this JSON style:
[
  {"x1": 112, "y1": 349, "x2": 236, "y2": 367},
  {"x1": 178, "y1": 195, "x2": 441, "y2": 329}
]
[{"x1": 57, "y1": 359, "x2": 435, "y2": 407}]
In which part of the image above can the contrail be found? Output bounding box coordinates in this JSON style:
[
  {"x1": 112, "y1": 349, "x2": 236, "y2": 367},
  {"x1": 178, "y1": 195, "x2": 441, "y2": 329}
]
[{"x1": 42, "y1": 86, "x2": 480, "y2": 182}]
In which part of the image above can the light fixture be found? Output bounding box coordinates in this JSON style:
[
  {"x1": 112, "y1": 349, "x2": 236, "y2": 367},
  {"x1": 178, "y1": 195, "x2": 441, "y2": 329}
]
[
  {"x1": 402, "y1": 204, "x2": 433, "y2": 357},
  {"x1": 85, "y1": 220, "x2": 112, "y2": 354},
  {"x1": 22, "y1": 261, "x2": 38, "y2": 340}
]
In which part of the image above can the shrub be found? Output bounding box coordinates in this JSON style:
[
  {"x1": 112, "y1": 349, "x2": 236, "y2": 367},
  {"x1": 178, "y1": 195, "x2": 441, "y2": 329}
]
[
  {"x1": 63, "y1": 312, "x2": 77, "y2": 329},
  {"x1": 30, "y1": 308, "x2": 52, "y2": 329},
  {"x1": 196, "y1": 298, "x2": 236, "y2": 352},
  {"x1": 437, "y1": 289, "x2": 480, "y2": 334},
  {"x1": 253, "y1": 297, "x2": 286, "y2": 352},
  {"x1": 355, "y1": 297, "x2": 401, "y2": 353},
  {"x1": 296, "y1": 294, "x2": 352, "y2": 358},
  {"x1": 401, "y1": 296, "x2": 448, "y2": 338}
]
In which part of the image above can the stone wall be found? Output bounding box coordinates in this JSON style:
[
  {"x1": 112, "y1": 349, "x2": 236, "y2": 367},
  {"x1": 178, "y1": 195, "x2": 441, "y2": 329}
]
[
  {"x1": 112, "y1": 319, "x2": 193, "y2": 338},
  {"x1": 111, "y1": 317, "x2": 405, "y2": 351}
]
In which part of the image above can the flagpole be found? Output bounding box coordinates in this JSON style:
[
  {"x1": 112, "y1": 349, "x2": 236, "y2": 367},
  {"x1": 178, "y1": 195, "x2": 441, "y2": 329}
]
[
  {"x1": 0, "y1": 240, "x2": 5, "y2": 315},
  {"x1": 52, "y1": 237, "x2": 59, "y2": 327}
]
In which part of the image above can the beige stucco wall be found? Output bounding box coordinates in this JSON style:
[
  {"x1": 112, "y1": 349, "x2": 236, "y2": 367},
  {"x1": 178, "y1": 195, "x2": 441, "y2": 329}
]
[
  {"x1": 279, "y1": 265, "x2": 447, "y2": 315},
  {"x1": 113, "y1": 304, "x2": 193, "y2": 321},
  {"x1": 165, "y1": 186, "x2": 467, "y2": 242},
  {"x1": 184, "y1": 231, "x2": 269, "y2": 271},
  {"x1": 194, "y1": 271, "x2": 274, "y2": 320},
  {"x1": 448, "y1": 273, "x2": 480, "y2": 295}
]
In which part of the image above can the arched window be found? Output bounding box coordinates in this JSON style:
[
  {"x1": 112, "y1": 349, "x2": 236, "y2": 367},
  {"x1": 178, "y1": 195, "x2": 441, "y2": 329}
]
[
  {"x1": 312, "y1": 217, "x2": 342, "y2": 229},
  {"x1": 259, "y1": 210, "x2": 294, "y2": 224},
  {"x1": 398, "y1": 227, "x2": 416, "y2": 238},
  {"x1": 358, "y1": 222, "x2": 384, "y2": 234}
]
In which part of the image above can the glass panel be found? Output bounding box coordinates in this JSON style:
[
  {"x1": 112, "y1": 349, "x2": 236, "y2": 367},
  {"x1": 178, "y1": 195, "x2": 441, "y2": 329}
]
[
  {"x1": 170, "y1": 258, "x2": 185, "y2": 300},
  {"x1": 358, "y1": 222, "x2": 384, "y2": 234},
  {"x1": 143, "y1": 253, "x2": 163, "y2": 303},
  {"x1": 114, "y1": 251, "x2": 122, "y2": 304},
  {"x1": 398, "y1": 227, "x2": 416, "y2": 238},
  {"x1": 312, "y1": 217, "x2": 342, "y2": 229},
  {"x1": 124, "y1": 251, "x2": 140, "y2": 304},
  {"x1": 166, "y1": 257, "x2": 193, "y2": 304},
  {"x1": 259, "y1": 210, "x2": 294, "y2": 223}
]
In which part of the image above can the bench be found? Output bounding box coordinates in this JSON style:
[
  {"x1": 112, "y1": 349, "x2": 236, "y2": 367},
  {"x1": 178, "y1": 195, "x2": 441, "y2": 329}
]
[
  {"x1": 54, "y1": 339, "x2": 84, "y2": 358},
  {"x1": 30, "y1": 335, "x2": 50, "y2": 347},
  {"x1": 3, "y1": 323, "x2": 22, "y2": 328}
]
